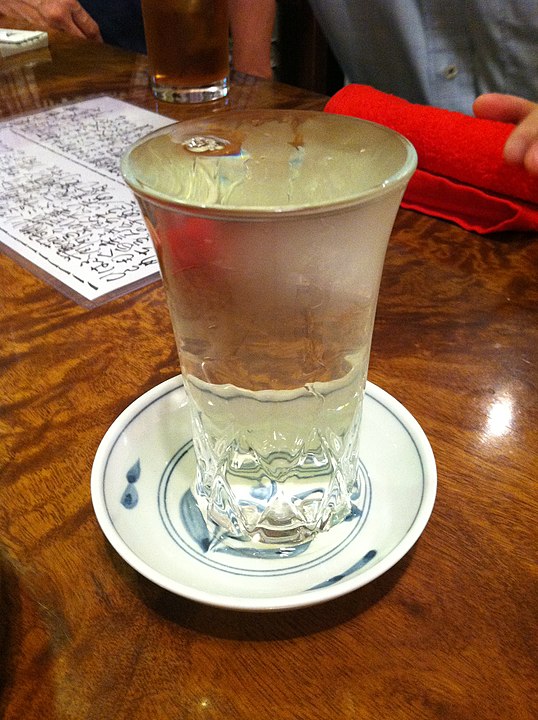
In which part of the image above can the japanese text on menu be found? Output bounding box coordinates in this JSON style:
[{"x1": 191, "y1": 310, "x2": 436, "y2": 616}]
[{"x1": 0, "y1": 97, "x2": 173, "y2": 303}]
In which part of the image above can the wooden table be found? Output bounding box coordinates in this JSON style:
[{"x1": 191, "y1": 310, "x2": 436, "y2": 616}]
[{"x1": 1, "y1": 24, "x2": 536, "y2": 720}]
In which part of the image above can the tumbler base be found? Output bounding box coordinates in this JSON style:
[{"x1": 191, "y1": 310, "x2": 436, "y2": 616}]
[{"x1": 150, "y1": 77, "x2": 228, "y2": 104}]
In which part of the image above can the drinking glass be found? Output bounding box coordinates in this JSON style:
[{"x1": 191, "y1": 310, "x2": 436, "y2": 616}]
[
  {"x1": 121, "y1": 110, "x2": 417, "y2": 548},
  {"x1": 141, "y1": 0, "x2": 229, "y2": 103}
]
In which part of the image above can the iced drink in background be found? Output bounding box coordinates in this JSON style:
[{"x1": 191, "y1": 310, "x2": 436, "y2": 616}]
[
  {"x1": 141, "y1": 0, "x2": 229, "y2": 103},
  {"x1": 121, "y1": 110, "x2": 417, "y2": 548}
]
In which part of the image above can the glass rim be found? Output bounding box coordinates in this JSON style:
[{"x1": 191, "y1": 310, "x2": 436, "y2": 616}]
[{"x1": 121, "y1": 109, "x2": 418, "y2": 219}]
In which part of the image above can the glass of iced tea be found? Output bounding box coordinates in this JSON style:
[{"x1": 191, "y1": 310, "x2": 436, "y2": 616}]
[
  {"x1": 141, "y1": 0, "x2": 229, "y2": 103},
  {"x1": 121, "y1": 110, "x2": 417, "y2": 548}
]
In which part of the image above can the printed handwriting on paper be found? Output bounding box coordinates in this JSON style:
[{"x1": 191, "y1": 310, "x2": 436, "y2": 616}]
[
  {"x1": 0, "y1": 139, "x2": 153, "y2": 287},
  {"x1": 0, "y1": 97, "x2": 173, "y2": 304}
]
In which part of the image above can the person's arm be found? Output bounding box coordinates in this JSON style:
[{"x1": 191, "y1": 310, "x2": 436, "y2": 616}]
[
  {"x1": 228, "y1": 0, "x2": 276, "y2": 79},
  {"x1": 0, "y1": 0, "x2": 102, "y2": 41},
  {"x1": 473, "y1": 93, "x2": 538, "y2": 176}
]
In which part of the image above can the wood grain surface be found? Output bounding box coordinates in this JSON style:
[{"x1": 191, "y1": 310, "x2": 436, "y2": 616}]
[{"x1": 1, "y1": 19, "x2": 537, "y2": 720}]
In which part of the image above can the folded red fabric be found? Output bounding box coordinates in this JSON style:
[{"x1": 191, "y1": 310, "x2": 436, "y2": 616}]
[{"x1": 325, "y1": 85, "x2": 538, "y2": 234}]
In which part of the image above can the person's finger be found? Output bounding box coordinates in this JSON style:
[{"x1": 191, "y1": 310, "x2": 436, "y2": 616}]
[
  {"x1": 473, "y1": 93, "x2": 534, "y2": 125},
  {"x1": 522, "y1": 143, "x2": 538, "y2": 176},
  {"x1": 504, "y1": 119, "x2": 538, "y2": 174},
  {"x1": 35, "y1": 0, "x2": 99, "y2": 40},
  {"x1": 503, "y1": 128, "x2": 531, "y2": 166},
  {"x1": 474, "y1": 93, "x2": 538, "y2": 175},
  {"x1": 71, "y1": 3, "x2": 102, "y2": 41}
]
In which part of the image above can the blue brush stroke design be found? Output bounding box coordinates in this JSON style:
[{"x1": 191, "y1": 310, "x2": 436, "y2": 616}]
[
  {"x1": 121, "y1": 486, "x2": 138, "y2": 509},
  {"x1": 121, "y1": 459, "x2": 141, "y2": 509},
  {"x1": 180, "y1": 489, "x2": 212, "y2": 552},
  {"x1": 345, "y1": 504, "x2": 363, "y2": 522},
  {"x1": 126, "y1": 459, "x2": 141, "y2": 483},
  {"x1": 308, "y1": 549, "x2": 377, "y2": 590}
]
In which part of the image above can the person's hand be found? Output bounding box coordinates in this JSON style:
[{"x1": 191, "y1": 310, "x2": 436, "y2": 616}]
[
  {"x1": 473, "y1": 93, "x2": 538, "y2": 176},
  {"x1": 0, "y1": 0, "x2": 102, "y2": 42}
]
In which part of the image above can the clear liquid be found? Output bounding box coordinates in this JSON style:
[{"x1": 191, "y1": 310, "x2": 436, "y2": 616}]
[{"x1": 142, "y1": 206, "x2": 381, "y2": 546}]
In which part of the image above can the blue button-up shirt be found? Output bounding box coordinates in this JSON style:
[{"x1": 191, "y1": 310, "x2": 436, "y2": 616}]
[{"x1": 308, "y1": 0, "x2": 538, "y2": 114}]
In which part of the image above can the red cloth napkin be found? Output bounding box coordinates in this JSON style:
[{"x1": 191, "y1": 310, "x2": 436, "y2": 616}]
[{"x1": 325, "y1": 85, "x2": 538, "y2": 234}]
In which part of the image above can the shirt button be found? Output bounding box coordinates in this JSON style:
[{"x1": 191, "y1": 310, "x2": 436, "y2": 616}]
[{"x1": 444, "y1": 64, "x2": 459, "y2": 80}]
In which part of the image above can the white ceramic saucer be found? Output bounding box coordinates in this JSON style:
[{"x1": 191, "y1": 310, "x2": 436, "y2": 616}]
[{"x1": 91, "y1": 376, "x2": 436, "y2": 612}]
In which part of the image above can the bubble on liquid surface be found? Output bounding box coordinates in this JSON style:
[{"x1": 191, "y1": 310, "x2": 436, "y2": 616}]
[{"x1": 182, "y1": 135, "x2": 230, "y2": 153}]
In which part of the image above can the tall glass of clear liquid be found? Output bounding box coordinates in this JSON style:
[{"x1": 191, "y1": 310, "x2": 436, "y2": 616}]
[{"x1": 121, "y1": 110, "x2": 417, "y2": 549}]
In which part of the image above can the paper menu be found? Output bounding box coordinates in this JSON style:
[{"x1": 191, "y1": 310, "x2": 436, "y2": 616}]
[{"x1": 0, "y1": 96, "x2": 174, "y2": 306}]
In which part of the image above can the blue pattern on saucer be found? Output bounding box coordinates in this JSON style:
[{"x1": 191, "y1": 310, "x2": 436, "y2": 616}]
[{"x1": 120, "y1": 458, "x2": 141, "y2": 508}]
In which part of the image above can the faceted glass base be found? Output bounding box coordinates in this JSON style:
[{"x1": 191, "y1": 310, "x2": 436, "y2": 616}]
[
  {"x1": 150, "y1": 77, "x2": 228, "y2": 104},
  {"x1": 187, "y1": 372, "x2": 365, "y2": 549}
]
